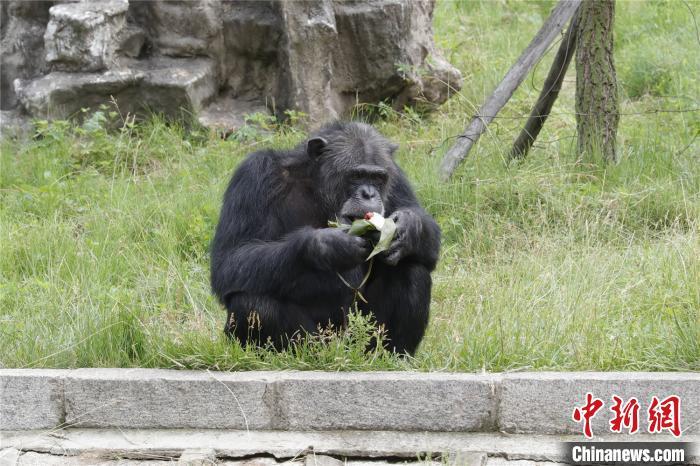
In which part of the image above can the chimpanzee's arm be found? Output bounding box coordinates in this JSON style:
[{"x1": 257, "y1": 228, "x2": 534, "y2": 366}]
[
  {"x1": 383, "y1": 170, "x2": 441, "y2": 271},
  {"x1": 212, "y1": 228, "x2": 369, "y2": 301},
  {"x1": 210, "y1": 152, "x2": 368, "y2": 304}
]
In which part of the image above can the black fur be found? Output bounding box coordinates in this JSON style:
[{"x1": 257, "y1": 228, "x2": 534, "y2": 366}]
[{"x1": 210, "y1": 122, "x2": 440, "y2": 354}]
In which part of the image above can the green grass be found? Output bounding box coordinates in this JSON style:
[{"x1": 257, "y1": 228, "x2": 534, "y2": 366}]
[{"x1": 1, "y1": 0, "x2": 698, "y2": 371}]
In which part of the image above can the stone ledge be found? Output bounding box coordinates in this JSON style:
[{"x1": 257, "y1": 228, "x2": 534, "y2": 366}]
[
  {"x1": 1, "y1": 370, "x2": 698, "y2": 435},
  {"x1": 273, "y1": 371, "x2": 497, "y2": 432},
  {"x1": 0, "y1": 369, "x2": 68, "y2": 431},
  {"x1": 499, "y1": 372, "x2": 700, "y2": 435},
  {"x1": 14, "y1": 57, "x2": 217, "y2": 121},
  {"x1": 2, "y1": 429, "x2": 698, "y2": 463},
  {"x1": 64, "y1": 370, "x2": 497, "y2": 432},
  {"x1": 62, "y1": 368, "x2": 273, "y2": 430}
]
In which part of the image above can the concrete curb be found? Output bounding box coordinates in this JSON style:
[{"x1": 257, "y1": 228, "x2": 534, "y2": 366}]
[
  {"x1": 1, "y1": 370, "x2": 698, "y2": 435},
  {"x1": 4, "y1": 429, "x2": 698, "y2": 463}
]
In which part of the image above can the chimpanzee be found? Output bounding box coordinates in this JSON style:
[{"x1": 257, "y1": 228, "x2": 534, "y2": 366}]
[{"x1": 210, "y1": 121, "x2": 440, "y2": 354}]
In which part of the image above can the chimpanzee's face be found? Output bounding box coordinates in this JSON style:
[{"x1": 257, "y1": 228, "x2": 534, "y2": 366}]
[
  {"x1": 337, "y1": 164, "x2": 388, "y2": 223},
  {"x1": 306, "y1": 124, "x2": 397, "y2": 223}
]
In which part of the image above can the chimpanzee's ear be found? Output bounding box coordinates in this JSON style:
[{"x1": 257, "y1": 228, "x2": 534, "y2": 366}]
[
  {"x1": 388, "y1": 142, "x2": 399, "y2": 157},
  {"x1": 306, "y1": 137, "x2": 328, "y2": 158}
]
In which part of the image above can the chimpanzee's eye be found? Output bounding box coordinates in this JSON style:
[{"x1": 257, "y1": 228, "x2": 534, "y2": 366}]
[{"x1": 350, "y1": 165, "x2": 388, "y2": 186}]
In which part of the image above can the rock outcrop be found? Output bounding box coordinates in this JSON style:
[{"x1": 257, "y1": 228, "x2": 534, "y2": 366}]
[
  {"x1": 44, "y1": 0, "x2": 129, "y2": 72},
  {"x1": 15, "y1": 58, "x2": 217, "y2": 120},
  {"x1": 1, "y1": 0, "x2": 462, "y2": 134},
  {"x1": 0, "y1": 1, "x2": 52, "y2": 110}
]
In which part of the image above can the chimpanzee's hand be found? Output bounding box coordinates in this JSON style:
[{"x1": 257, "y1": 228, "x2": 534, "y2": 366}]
[
  {"x1": 382, "y1": 209, "x2": 422, "y2": 266},
  {"x1": 309, "y1": 228, "x2": 371, "y2": 270}
]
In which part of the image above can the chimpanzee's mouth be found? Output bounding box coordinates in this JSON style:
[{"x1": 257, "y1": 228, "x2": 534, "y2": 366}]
[
  {"x1": 340, "y1": 215, "x2": 360, "y2": 225},
  {"x1": 345, "y1": 209, "x2": 386, "y2": 223},
  {"x1": 339, "y1": 205, "x2": 384, "y2": 225}
]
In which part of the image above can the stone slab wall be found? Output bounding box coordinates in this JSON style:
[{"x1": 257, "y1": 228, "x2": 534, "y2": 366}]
[{"x1": 1, "y1": 369, "x2": 697, "y2": 436}]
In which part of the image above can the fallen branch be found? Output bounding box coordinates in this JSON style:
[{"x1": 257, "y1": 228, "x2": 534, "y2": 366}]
[
  {"x1": 438, "y1": 0, "x2": 582, "y2": 181},
  {"x1": 510, "y1": 7, "x2": 581, "y2": 160}
]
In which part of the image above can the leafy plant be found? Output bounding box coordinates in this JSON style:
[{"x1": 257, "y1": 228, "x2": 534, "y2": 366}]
[{"x1": 329, "y1": 212, "x2": 397, "y2": 260}]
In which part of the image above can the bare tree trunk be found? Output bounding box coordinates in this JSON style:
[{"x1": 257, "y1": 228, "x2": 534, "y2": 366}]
[
  {"x1": 510, "y1": 8, "x2": 580, "y2": 160},
  {"x1": 575, "y1": 0, "x2": 619, "y2": 162}
]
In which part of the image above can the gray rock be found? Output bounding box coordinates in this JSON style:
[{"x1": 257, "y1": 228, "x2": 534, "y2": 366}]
[
  {"x1": 273, "y1": 0, "x2": 462, "y2": 123},
  {"x1": 278, "y1": 0, "x2": 339, "y2": 123},
  {"x1": 0, "y1": 369, "x2": 66, "y2": 430},
  {"x1": 331, "y1": 0, "x2": 414, "y2": 105},
  {"x1": 44, "y1": 0, "x2": 129, "y2": 72},
  {"x1": 1, "y1": 0, "x2": 461, "y2": 125},
  {"x1": 14, "y1": 69, "x2": 142, "y2": 119},
  {"x1": 116, "y1": 25, "x2": 146, "y2": 59},
  {"x1": 0, "y1": 1, "x2": 52, "y2": 109},
  {"x1": 395, "y1": 1, "x2": 462, "y2": 111},
  {"x1": 499, "y1": 372, "x2": 700, "y2": 436},
  {"x1": 274, "y1": 372, "x2": 498, "y2": 432},
  {"x1": 0, "y1": 109, "x2": 33, "y2": 139},
  {"x1": 63, "y1": 368, "x2": 274, "y2": 430},
  {"x1": 129, "y1": 1, "x2": 224, "y2": 64},
  {"x1": 15, "y1": 58, "x2": 217, "y2": 120},
  {"x1": 332, "y1": 0, "x2": 462, "y2": 112},
  {"x1": 416, "y1": 54, "x2": 464, "y2": 109},
  {"x1": 220, "y1": 1, "x2": 282, "y2": 100},
  {"x1": 197, "y1": 97, "x2": 271, "y2": 135},
  {"x1": 132, "y1": 57, "x2": 218, "y2": 118}
]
